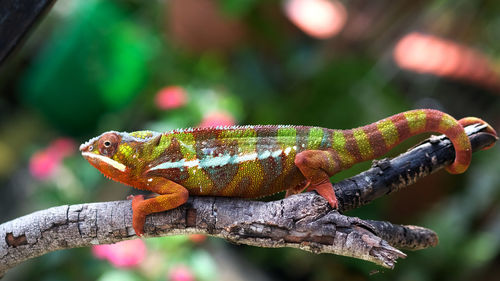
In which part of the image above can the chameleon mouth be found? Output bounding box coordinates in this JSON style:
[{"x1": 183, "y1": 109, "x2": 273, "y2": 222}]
[{"x1": 81, "y1": 152, "x2": 127, "y2": 172}]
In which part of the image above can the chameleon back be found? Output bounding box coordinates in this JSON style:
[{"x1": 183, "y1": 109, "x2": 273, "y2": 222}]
[{"x1": 143, "y1": 125, "x2": 329, "y2": 198}]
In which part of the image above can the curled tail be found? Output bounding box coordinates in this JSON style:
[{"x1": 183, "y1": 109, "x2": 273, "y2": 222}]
[{"x1": 342, "y1": 109, "x2": 496, "y2": 174}]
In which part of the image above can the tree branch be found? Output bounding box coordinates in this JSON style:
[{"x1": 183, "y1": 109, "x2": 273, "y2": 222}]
[{"x1": 0, "y1": 124, "x2": 496, "y2": 276}]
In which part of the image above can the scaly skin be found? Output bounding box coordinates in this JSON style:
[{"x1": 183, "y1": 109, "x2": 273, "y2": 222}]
[{"x1": 80, "y1": 109, "x2": 497, "y2": 236}]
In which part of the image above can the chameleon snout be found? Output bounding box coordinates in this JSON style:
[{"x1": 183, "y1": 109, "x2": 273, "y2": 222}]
[{"x1": 79, "y1": 143, "x2": 88, "y2": 152}]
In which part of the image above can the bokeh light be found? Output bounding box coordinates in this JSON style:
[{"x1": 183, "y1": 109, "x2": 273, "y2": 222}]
[
  {"x1": 29, "y1": 138, "x2": 76, "y2": 180},
  {"x1": 188, "y1": 234, "x2": 207, "y2": 244},
  {"x1": 198, "y1": 111, "x2": 236, "y2": 128},
  {"x1": 168, "y1": 265, "x2": 195, "y2": 281},
  {"x1": 284, "y1": 0, "x2": 347, "y2": 39},
  {"x1": 155, "y1": 86, "x2": 188, "y2": 110},
  {"x1": 92, "y1": 239, "x2": 146, "y2": 268},
  {"x1": 394, "y1": 32, "x2": 500, "y2": 91}
]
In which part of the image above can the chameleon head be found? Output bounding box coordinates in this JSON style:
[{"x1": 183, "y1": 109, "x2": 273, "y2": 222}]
[
  {"x1": 80, "y1": 130, "x2": 161, "y2": 187},
  {"x1": 80, "y1": 131, "x2": 129, "y2": 181}
]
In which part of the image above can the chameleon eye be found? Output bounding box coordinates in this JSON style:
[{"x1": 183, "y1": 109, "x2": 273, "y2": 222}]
[
  {"x1": 98, "y1": 133, "x2": 121, "y2": 156},
  {"x1": 89, "y1": 145, "x2": 94, "y2": 151}
]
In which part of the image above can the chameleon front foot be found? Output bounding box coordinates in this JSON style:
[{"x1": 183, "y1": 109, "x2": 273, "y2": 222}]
[
  {"x1": 129, "y1": 179, "x2": 189, "y2": 236},
  {"x1": 130, "y1": 195, "x2": 147, "y2": 236}
]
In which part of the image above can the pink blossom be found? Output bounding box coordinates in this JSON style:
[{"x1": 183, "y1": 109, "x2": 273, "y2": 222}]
[
  {"x1": 198, "y1": 112, "x2": 235, "y2": 128},
  {"x1": 92, "y1": 239, "x2": 147, "y2": 268},
  {"x1": 29, "y1": 138, "x2": 76, "y2": 180},
  {"x1": 155, "y1": 86, "x2": 188, "y2": 110},
  {"x1": 168, "y1": 265, "x2": 195, "y2": 281},
  {"x1": 29, "y1": 151, "x2": 59, "y2": 180},
  {"x1": 47, "y1": 138, "x2": 76, "y2": 159},
  {"x1": 285, "y1": 0, "x2": 347, "y2": 39}
]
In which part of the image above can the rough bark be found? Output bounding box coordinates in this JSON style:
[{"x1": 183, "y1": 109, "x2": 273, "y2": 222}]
[{"x1": 0, "y1": 124, "x2": 496, "y2": 276}]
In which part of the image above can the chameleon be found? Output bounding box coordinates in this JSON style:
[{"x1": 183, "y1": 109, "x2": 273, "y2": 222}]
[{"x1": 80, "y1": 109, "x2": 497, "y2": 236}]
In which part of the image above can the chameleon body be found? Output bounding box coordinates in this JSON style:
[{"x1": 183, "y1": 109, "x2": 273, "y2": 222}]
[{"x1": 80, "y1": 109, "x2": 497, "y2": 236}]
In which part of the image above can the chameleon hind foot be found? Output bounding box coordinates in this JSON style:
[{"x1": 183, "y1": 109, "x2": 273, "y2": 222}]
[
  {"x1": 294, "y1": 150, "x2": 339, "y2": 209},
  {"x1": 306, "y1": 179, "x2": 338, "y2": 209}
]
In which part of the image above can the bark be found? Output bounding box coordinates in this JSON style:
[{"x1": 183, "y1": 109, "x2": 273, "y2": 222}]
[{"x1": 0, "y1": 124, "x2": 496, "y2": 276}]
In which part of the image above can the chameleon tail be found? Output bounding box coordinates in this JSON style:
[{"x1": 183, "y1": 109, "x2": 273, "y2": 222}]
[
  {"x1": 342, "y1": 109, "x2": 492, "y2": 174},
  {"x1": 456, "y1": 117, "x2": 498, "y2": 150}
]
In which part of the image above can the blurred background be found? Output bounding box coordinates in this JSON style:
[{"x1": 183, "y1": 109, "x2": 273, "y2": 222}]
[{"x1": 1, "y1": 0, "x2": 499, "y2": 280}]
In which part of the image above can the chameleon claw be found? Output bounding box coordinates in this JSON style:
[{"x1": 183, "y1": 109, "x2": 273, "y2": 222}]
[
  {"x1": 324, "y1": 194, "x2": 338, "y2": 209},
  {"x1": 132, "y1": 213, "x2": 146, "y2": 237},
  {"x1": 307, "y1": 180, "x2": 339, "y2": 209},
  {"x1": 329, "y1": 198, "x2": 339, "y2": 209}
]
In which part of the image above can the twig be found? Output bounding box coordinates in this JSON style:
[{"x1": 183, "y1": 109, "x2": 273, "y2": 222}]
[{"x1": 0, "y1": 124, "x2": 496, "y2": 276}]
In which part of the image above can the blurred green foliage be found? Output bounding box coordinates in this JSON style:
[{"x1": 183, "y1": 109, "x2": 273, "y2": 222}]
[
  {"x1": 21, "y1": 0, "x2": 156, "y2": 134},
  {"x1": 0, "y1": 0, "x2": 499, "y2": 280}
]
